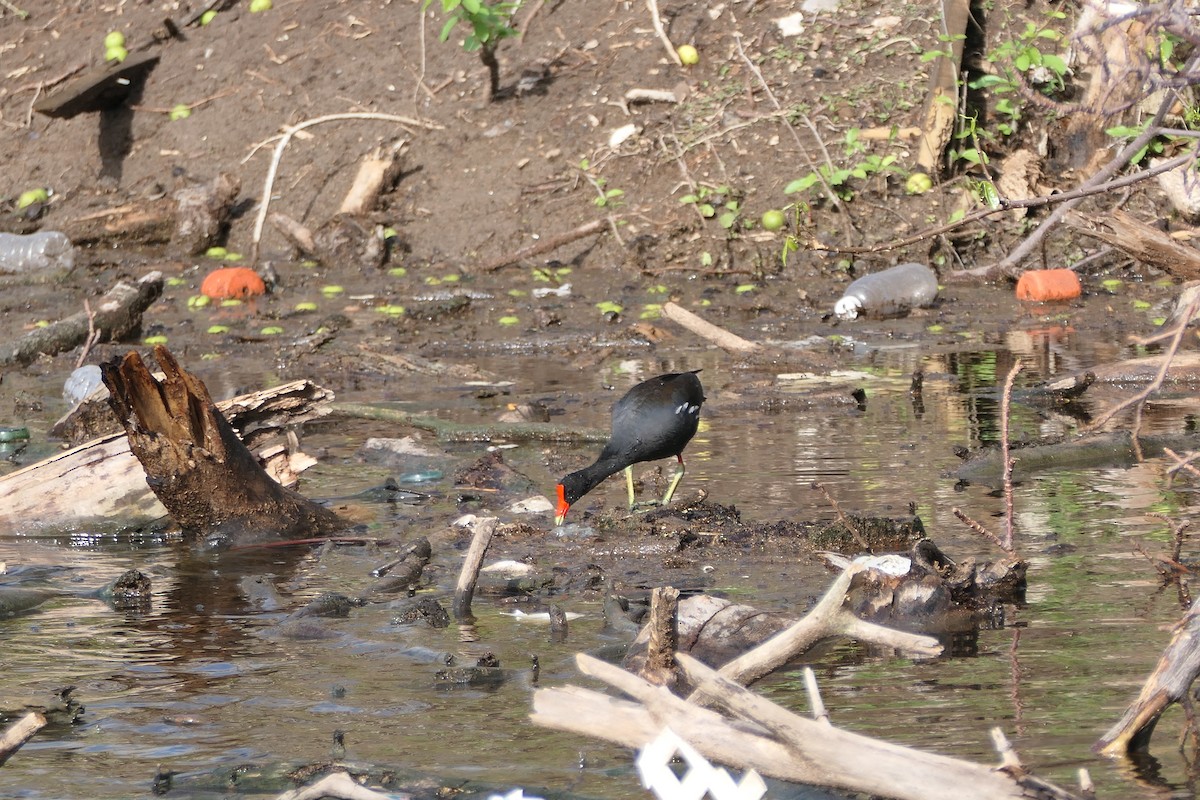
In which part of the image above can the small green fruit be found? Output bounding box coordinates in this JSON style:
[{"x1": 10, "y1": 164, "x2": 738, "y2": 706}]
[
  {"x1": 294, "y1": 301, "x2": 319, "y2": 312},
  {"x1": 103, "y1": 31, "x2": 125, "y2": 50},
  {"x1": 905, "y1": 172, "x2": 933, "y2": 195},
  {"x1": 169, "y1": 104, "x2": 191, "y2": 121},
  {"x1": 760, "y1": 209, "x2": 785, "y2": 231},
  {"x1": 105, "y1": 45, "x2": 128, "y2": 63},
  {"x1": 249, "y1": 0, "x2": 272, "y2": 11},
  {"x1": 16, "y1": 188, "x2": 48, "y2": 210},
  {"x1": 199, "y1": 10, "x2": 217, "y2": 25},
  {"x1": 677, "y1": 44, "x2": 699, "y2": 66}
]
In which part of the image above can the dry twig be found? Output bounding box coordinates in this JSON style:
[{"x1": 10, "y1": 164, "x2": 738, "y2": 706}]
[{"x1": 999, "y1": 361, "x2": 1022, "y2": 551}]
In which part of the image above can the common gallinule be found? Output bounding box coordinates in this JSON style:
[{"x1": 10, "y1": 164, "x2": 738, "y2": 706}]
[{"x1": 554, "y1": 370, "x2": 704, "y2": 525}]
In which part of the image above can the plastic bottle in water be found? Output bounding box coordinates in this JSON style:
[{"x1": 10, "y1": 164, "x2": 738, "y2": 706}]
[
  {"x1": 63, "y1": 364, "x2": 104, "y2": 406},
  {"x1": 834, "y1": 262, "x2": 939, "y2": 320},
  {"x1": 0, "y1": 231, "x2": 76, "y2": 275}
]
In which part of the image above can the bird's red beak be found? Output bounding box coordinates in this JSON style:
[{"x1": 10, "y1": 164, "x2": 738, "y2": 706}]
[{"x1": 554, "y1": 483, "x2": 570, "y2": 526}]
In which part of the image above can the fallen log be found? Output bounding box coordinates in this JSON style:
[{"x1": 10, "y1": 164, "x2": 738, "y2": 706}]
[
  {"x1": 1065, "y1": 209, "x2": 1200, "y2": 281},
  {"x1": 1095, "y1": 598, "x2": 1200, "y2": 755},
  {"x1": 532, "y1": 652, "x2": 1085, "y2": 800},
  {"x1": 624, "y1": 562, "x2": 942, "y2": 687},
  {"x1": 0, "y1": 379, "x2": 332, "y2": 533},
  {"x1": 0, "y1": 271, "x2": 162, "y2": 368},
  {"x1": 100, "y1": 346, "x2": 347, "y2": 545}
]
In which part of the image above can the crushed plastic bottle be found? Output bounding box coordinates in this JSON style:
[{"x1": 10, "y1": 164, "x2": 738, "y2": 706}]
[
  {"x1": 834, "y1": 262, "x2": 939, "y2": 320},
  {"x1": 0, "y1": 231, "x2": 76, "y2": 275},
  {"x1": 63, "y1": 364, "x2": 104, "y2": 406}
]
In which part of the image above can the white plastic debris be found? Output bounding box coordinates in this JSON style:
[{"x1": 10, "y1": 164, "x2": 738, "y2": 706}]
[
  {"x1": 637, "y1": 727, "x2": 767, "y2": 800},
  {"x1": 508, "y1": 495, "x2": 554, "y2": 514}
]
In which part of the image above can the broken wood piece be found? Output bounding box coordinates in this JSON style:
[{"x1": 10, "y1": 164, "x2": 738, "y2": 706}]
[
  {"x1": 0, "y1": 711, "x2": 46, "y2": 768},
  {"x1": 452, "y1": 517, "x2": 498, "y2": 620},
  {"x1": 710, "y1": 562, "x2": 941, "y2": 687},
  {"x1": 624, "y1": 88, "x2": 681, "y2": 104},
  {"x1": 1065, "y1": 208, "x2": 1200, "y2": 281},
  {"x1": 172, "y1": 173, "x2": 241, "y2": 255},
  {"x1": 532, "y1": 652, "x2": 1084, "y2": 800},
  {"x1": 623, "y1": 562, "x2": 942, "y2": 686},
  {"x1": 101, "y1": 346, "x2": 346, "y2": 544},
  {"x1": 1095, "y1": 598, "x2": 1200, "y2": 755},
  {"x1": 661, "y1": 301, "x2": 762, "y2": 354},
  {"x1": 0, "y1": 271, "x2": 163, "y2": 368},
  {"x1": 915, "y1": 0, "x2": 969, "y2": 172},
  {"x1": 477, "y1": 219, "x2": 606, "y2": 272},
  {"x1": 0, "y1": 378, "x2": 335, "y2": 533},
  {"x1": 33, "y1": 53, "x2": 160, "y2": 118},
  {"x1": 644, "y1": 586, "x2": 680, "y2": 689},
  {"x1": 339, "y1": 140, "x2": 408, "y2": 215},
  {"x1": 268, "y1": 212, "x2": 318, "y2": 257}
]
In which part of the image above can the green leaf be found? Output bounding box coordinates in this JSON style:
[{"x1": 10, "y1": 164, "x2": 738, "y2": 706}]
[
  {"x1": 438, "y1": 15, "x2": 458, "y2": 41},
  {"x1": 1106, "y1": 125, "x2": 1144, "y2": 138},
  {"x1": 718, "y1": 211, "x2": 737, "y2": 229},
  {"x1": 784, "y1": 175, "x2": 819, "y2": 193},
  {"x1": 1014, "y1": 52, "x2": 1032, "y2": 71},
  {"x1": 1042, "y1": 53, "x2": 1067, "y2": 76},
  {"x1": 679, "y1": 194, "x2": 699, "y2": 204},
  {"x1": 461, "y1": 0, "x2": 481, "y2": 12},
  {"x1": 698, "y1": 203, "x2": 715, "y2": 217}
]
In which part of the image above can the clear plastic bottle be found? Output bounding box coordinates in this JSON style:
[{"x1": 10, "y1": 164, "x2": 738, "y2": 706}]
[
  {"x1": 0, "y1": 231, "x2": 76, "y2": 275},
  {"x1": 834, "y1": 262, "x2": 939, "y2": 320},
  {"x1": 63, "y1": 364, "x2": 104, "y2": 406}
]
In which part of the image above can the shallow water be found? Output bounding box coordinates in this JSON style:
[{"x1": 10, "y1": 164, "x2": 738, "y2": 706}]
[{"x1": 2, "y1": 324, "x2": 1200, "y2": 799}]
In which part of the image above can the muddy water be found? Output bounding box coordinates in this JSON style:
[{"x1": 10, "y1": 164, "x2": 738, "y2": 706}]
[{"x1": 1, "y1": 326, "x2": 1198, "y2": 799}]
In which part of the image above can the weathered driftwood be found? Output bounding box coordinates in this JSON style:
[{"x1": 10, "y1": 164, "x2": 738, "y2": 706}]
[
  {"x1": 65, "y1": 174, "x2": 240, "y2": 252},
  {"x1": 101, "y1": 346, "x2": 346, "y2": 543},
  {"x1": 1096, "y1": 599, "x2": 1200, "y2": 755},
  {"x1": 32, "y1": 52, "x2": 160, "y2": 118},
  {"x1": 660, "y1": 301, "x2": 762, "y2": 354},
  {"x1": 452, "y1": 517, "x2": 497, "y2": 620},
  {"x1": 915, "y1": 0, "x2": 969, "y2": 172},
  {"x1": 0, "y1": 379, "x2": 332, "y2": 533},
  {"x1": 172, "y1": 173, "x2": 242, "y2": 255},
  {"x1": 532, "y1": 652, "x2": 1084, "y2": 800},
  {"x1": 0, "y1": 271, "x2": 162, "y2": 368},
  {"x1": 1065, "y1": 209, "x2": 1200, "y2": 281},
  {"x1": 624, "y1": 563, "x2": 943, "y2": 684},
  {"x1": 339, "y1": 140, "x2": 408, "y2": 216},
  {"x1": 0, "y1": 712, "x2": 46, "y2": 768}
]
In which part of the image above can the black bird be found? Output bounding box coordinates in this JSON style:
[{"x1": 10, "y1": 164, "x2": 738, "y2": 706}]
[{"x1": 554, "y1": 370, "x2": 704, "y2": 525}]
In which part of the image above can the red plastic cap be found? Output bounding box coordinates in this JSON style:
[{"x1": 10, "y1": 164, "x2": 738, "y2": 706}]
[
  {"x1": 1015, "y1": 269, "x2": 1081, "y2": 302},
  {"x1": 200, "y1": 267, "x2": 267, "y2": 299}
]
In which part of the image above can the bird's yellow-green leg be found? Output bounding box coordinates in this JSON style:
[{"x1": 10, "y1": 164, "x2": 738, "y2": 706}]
[
  {"x1": 660, "y1": 455, "x2": 686, "y2": 507},
  {"x1": 625, "y1": 465, "x2": 636, "y2": 509}
]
